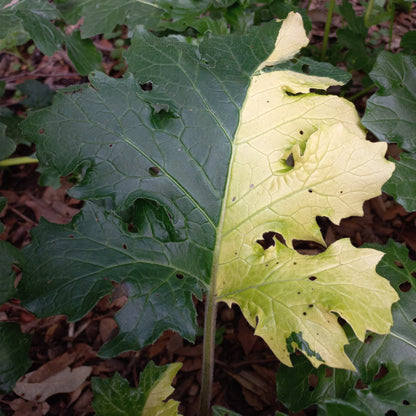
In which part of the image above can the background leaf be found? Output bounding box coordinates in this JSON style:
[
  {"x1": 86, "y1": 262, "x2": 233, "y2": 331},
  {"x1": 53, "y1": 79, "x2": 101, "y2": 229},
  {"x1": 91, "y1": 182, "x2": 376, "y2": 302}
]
[
  {"x1": 362, "y1": 52, "x2": 416, "y2": 152},
  {"x1": 17, "y1": 79, "x2": 55, "y2": 109},
  {"x1": 0, "y1": 323, "x2": 32, "y2": 394},
  {"x1": 92, "y1": 362, "x2": 182, "y2": 415},
  {"x1": 383, "y1": 152, "x2": 416, "y2": 212},
  {"x1": 362, "y1": 51, "x2": 416, "y2": 213},
  {"x1": 65, "y1": 30, "x2": 102, "y2": 76}
]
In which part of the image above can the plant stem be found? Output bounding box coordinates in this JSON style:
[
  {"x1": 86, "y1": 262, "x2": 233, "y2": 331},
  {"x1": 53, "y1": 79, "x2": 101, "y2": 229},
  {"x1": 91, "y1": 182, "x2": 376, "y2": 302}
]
[
  {"x1": 388, "y1": 0, "x2": 394, "y2": 51},
  {"x1": 321, "y1": 0, "x2": 335, "y2": 61},
  {"x1": 364, "y1": 0, "x2": 375, "y2": 27},
  {"x1": 0, "y1": 157, "x2": 39, "y2": 167},
  {"x1": 198, "y1": 274, "x2": 218, "y2": 416},
  {"x1": 347, "y1": 83, "x2": 376, "y2": 101}
]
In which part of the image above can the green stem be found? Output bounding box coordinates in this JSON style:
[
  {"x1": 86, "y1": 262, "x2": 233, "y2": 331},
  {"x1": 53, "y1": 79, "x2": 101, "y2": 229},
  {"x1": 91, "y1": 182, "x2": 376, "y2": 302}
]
[
  {"x1": 347, "y1": 83, "x2": 376, "y2": 101},
  {"x1": 388, "y1": 0, "x2": 394, "y2": 51},
  {"x1": 198, "y1": 286, "x2": 218, "y2": 416},
  {"x1": 364, "y1": 0, "x2": 376, "y2": 27},
  {"x1": 321, "y1": 0, "x2": 336, "y2": 61},
  {"x1": 0, "y1": 157, "x2": 39, "y2": 167},
  {"x1": 7, "y1": 47, "x2": 34, "y2": 71}
]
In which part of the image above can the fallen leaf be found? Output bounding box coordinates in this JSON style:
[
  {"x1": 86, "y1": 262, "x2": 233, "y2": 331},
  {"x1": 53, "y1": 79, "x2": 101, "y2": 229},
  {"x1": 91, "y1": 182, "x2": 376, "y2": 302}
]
[{"x1": 14, "y1": 366, "x2": 92, "y2": 402}]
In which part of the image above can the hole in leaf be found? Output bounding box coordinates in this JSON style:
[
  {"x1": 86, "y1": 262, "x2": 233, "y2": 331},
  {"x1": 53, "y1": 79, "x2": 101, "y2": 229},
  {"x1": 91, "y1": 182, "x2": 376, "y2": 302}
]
[
  {"x1": 374, "y1": 365, "x2": 388, "y2": 381},
  {"x1": 325, "y1": 368, "x2": 333, "y2": 378},
  {"x1": 148, "y1": 166, "x2": 160, "y2": 176},
  {"x1": 303, "y1": 312, "x2": 307, "y2": 316},
  {"x1": 285, "y1": 153, "x2": 294, "y2": 167},
  {"x1": 122, "y1": 244, "x2": 127, "y2": 250},
  {"x1": 309, "y1": 276, "x2": 317, "y2": 281},
  {"x1": 354, "y1": 379, "x2": 368, "y2": 389},
  {"x1": 293, "y1": 240, "x2": 326, "y2": 255},
  {"x1": 385, "y1": 411, "x2": 398, "y2": 416},
  {"x1": 394, "y1": 261, "x2": 404, "y2": 269},
  {"x1": 308, "y1": 189, "x2": 313, "y2": 193},
  {"x1": 302, "y1": 64, "x2": 310, "y2": 74},
  {"x1": 337, "y1": 316, "x2": 346, "y2": 326},
  {"x1": 403, "y1": 400, "x2": 410, "y2": 406},
  {"x1": 413, "y1": 317, "x2": 416, "y2": 323},
  {"x1": 140, "y1": 82, "x2": 153, "y2": 91},
  {"x1": 399, "y1": 281, "x2": 411, "y2": 292},
  {"x1": 176, "y1": 274, "x2": 184, "y2": 280},
  {"x1": 39, "y1": 128, "x2": 45, "y2": 134},
  {"x1": 308, "y1": 304, "x2": 313, "y2": 308},
  {"x1": 232, "y1": 196, "x2": 236, "y2": 202},
  {"x1": 256, "y1": 231, "x2": 286, "y2": 250},
  {"x1": 109, "y1": 144, "x2": 113, "y2": 147},
  {"x1": 299, "y1": 130, "x2": 304, "y2": 135},
  {"x1": 365, "y1": 335, "x2": 373, "y2": 344}
]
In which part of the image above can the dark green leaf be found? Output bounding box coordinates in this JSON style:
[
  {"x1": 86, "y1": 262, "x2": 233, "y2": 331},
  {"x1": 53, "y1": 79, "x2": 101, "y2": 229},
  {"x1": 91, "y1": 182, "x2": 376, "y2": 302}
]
[
  {"x1": 19, "y1": 202, "x2": 203, "y2": 358},
  {"x1": 17, "y1": 79, "x2": 55, "y2": 109},
  {"x1": 65, "y1": 30, "x2": 102, "y2": 75},
  {"x1": 401, "y1": 30, "x2": 416, "y2": 51},
  {"x1": 276, "y1": 240, "x2": 416, "y2": 416},
  {"x1": 362, "y1": 52, "x2": 416, "y2": 152},
  {"x1": 15, "y1": 0, "x2": 64, "y2": 56},
  {"x1": 0, "y1": 238, "x2": 21, "y2": 304},
  {"x1": 92, "y1": 372, "x2": 145, "y2": 415},
  {"x1": 212, "y1": 406, "x2": 242, "y2": 416},
  {"x1": 92, "y1": 361, "x2": 181, "y2": 414},
  {"x1": 0, "y1": 323, "x2": 32, "y2": 393},
  {"x1": 54, "y1": 0, "x2": 84, "y2": 24},
  {"x1": 80, "y1": 0, "x2": 164, "y2": 38},
  {"x1": 0, "y1": 123, "x2": 16, "y2": 160},
  {"x1": 383, "y1": 153, "x2": 416, "y2": 212}
]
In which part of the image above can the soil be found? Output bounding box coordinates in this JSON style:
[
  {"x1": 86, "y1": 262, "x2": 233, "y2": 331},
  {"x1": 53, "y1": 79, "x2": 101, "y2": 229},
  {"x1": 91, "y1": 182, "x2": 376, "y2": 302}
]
[{"x1": 1, "y1": 1, "x2": 415, "y2": 415}]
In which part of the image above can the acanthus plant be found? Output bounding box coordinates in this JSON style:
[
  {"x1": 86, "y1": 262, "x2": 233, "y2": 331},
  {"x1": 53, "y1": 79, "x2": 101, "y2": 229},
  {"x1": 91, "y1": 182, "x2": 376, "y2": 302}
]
[{"x1": 0, "y1": 11, "x2": 405, "y2": 416}]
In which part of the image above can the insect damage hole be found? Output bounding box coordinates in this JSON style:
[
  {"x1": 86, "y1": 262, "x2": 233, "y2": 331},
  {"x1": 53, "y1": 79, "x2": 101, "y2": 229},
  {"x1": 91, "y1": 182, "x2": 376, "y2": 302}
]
[
  {"x1": 399, "y1": 281, "x2": 411, "y2": 292},
  {"x1": 140, "y1": 82, "x2": 153, "y2": 91},
  {"x1": 148, "y1": 166, "x2": 160, "y2": 176},
  {"x1": 176, "y1": 273, "x2": 184, "y2": 280}
]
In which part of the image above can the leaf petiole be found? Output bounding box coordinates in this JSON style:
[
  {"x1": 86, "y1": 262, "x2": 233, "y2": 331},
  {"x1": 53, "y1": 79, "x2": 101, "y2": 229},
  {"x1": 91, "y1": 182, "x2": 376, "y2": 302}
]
[{"x1": 0, "y1": 157, "x2": 39, "y2": 167}]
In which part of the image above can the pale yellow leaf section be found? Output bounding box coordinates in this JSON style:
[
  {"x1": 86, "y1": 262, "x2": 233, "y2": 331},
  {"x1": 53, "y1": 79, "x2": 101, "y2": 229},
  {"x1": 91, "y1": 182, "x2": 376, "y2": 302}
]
[
  {"x1": 142, "y1": 363, "x2": 182, "y2": 416},
  {"x1": 215, "y1": 13, "x2": 398, "y2": 370},
  {"x1": 261, "y1": 12, "x2": 309, "y2": 68},
  {"x1": 217, "y1": 239, "x2": 399, "y2": 369}
]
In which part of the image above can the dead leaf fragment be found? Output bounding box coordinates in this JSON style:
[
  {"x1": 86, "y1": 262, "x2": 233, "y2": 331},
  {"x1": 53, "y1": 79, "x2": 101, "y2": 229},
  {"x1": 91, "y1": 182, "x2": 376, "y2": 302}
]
[{"x1": 14, "y1": 366, "x2": 92, "y2": 402}]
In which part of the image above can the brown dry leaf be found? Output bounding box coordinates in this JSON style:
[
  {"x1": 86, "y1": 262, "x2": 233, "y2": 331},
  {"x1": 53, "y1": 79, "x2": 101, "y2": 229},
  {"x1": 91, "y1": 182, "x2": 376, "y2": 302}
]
[
  {"x1": 9, "y1": 398, "x2": 50, "y2": 416},
  {"x1": 237, "y1": 317, "x2": 257, "y2": 356},
  {"x1": 99, "y1": 317, "x2": 118, "y2": 343},
  {"x1": 13, "y1": 366, "x2": 92, "y2": 402}
]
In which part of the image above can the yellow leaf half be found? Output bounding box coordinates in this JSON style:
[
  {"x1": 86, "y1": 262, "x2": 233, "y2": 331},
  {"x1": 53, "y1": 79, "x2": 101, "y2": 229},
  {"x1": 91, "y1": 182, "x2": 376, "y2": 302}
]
[{"x1": 215, "y1": 13, "x2": 398, "y2": 370}]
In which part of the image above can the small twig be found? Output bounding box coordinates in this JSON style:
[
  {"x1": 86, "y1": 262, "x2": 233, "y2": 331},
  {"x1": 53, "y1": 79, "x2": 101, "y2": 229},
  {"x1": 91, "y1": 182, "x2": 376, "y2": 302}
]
[
  {"x1": 364, "y1": 0, "x2": 376, "y2": 27},
  {"x1": 8, "y1": 206, "x2": 37, "y2": 226},
  {"x1": 347, "y1": 83, "x2": 377, "y2": 101},
  {"x1": 321, "y1": 0, "x2": 336, "y2": 61}
]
